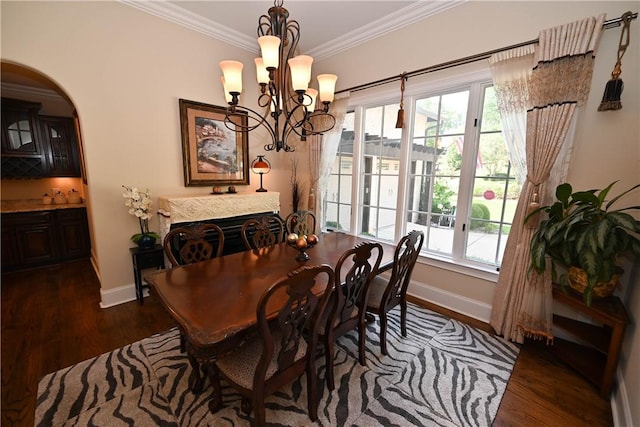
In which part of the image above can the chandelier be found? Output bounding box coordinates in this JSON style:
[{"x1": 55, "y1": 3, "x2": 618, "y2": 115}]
[{"x1": 219, "y1": 0, "x2": 337, "y2": 152}]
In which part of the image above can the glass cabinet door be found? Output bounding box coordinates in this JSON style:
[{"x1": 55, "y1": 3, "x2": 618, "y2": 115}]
[{"x1": 1, "y1": 99, "x2": 42, "y2": 156}]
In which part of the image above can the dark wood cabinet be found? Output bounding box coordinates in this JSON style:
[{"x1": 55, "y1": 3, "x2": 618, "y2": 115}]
[
  {"x1": 1, "y1": 208, "x2": 91, "y2": 272},
  {"x1": 39, "y1": 116, "x2": 80, "y2": 177},
  {"x1": 57, "y1": 208, "x2": 90, "y2": 260},
  {"x1": 1, "y1": 98, "x2": 81, "y2": 178},
  {"x1": 1, "y1": 98, "x2": 46, "y2": 178}
]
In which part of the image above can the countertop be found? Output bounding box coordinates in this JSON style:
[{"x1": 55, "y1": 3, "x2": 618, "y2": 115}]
[{"x1": 1, "y1": 199, "x2": 86, "y2": 213}]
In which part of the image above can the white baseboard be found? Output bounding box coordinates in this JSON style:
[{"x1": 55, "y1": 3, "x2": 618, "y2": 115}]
[
  {"x1": 99, "y1": 283, "x2": 148, "y2": 308},
  {"x1": 407, "y1": 278, "x2": 492, "y2": 323},
  {"x1": 611, "y1": 367, "x2": 633, "y2": 427}
]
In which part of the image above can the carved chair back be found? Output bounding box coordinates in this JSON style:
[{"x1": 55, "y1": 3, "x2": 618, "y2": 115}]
[
  {"x1": 285, "y1": 210, "x2": 316, "y2": 237},
  {"x1": 162, "y1": 223, "x2": 225, "y2": 268},
  {"x1": 241, "y1": 215, "x2": 285, "y2": 250}
]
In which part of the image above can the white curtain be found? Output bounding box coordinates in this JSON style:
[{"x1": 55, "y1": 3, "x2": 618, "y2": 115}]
[
  {"x1": 310, "y1": 96, "x2": 349, "y2": 226},
  {"x1": 488, "y1": 45, "x2": 535, "y2": 185},
  {"x1": 490, "y1": 14, "x2": 605, "y2": 344}
]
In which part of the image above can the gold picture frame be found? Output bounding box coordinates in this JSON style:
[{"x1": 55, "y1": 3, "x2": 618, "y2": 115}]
[{"x1": 179, "y1": 99, "x2": 249, "y2": 187}]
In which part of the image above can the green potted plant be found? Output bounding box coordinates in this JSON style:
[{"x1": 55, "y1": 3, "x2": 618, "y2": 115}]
[{"x1": 527, "y1": 181, "x2": 640, "y2": 306}]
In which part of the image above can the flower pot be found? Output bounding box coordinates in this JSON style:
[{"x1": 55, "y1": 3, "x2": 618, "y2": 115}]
[
  {"x1": 137, "y1": 234, "x2": 157, "y2": 249},
  {"x1": 567, "y1": 266, "x2": 620, "y2": 299}
]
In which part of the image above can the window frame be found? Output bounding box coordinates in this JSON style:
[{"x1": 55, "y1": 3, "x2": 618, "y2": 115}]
[{"x1": 329, "y1": 68, "x2": 510, "y2": 277}]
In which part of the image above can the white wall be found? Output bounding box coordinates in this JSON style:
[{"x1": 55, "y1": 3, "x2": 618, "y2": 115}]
[{"x1": 1, "y1": 0, "x2": 306, "y2": 294}]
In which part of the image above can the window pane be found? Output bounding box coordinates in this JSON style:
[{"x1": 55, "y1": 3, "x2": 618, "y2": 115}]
[
  {"x1": 324, "y1": 111, "x2": 354, "y2": 232},
  {"x1": 440, "y1": 92, "x2": 469, "y2": 135},
  {"x1": 463, "y1": 85, "x2": 519, "y2": 265},
  {"x1": 410, "y1": 90, "x2": 467, "y2": 257},
  {"x1": 359, "y1": 103, "x2": 401, "y2": 240},
  {"x1": 481, "y1": 86, "x2": 501, "y2": 132}
]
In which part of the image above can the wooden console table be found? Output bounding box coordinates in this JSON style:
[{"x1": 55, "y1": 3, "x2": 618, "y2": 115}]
[{"x1": 552, "y1": 285, "x2": 629, "y2": 397}]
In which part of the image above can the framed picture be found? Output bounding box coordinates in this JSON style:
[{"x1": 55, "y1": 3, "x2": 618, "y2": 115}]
[{"x1": 179, "y1": 99, "x2": 249, "y2": 187}]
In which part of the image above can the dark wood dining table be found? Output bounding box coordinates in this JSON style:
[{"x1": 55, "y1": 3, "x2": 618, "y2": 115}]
[{"x1": 145, "y1": 231, "x2": 396, "y2": 406}]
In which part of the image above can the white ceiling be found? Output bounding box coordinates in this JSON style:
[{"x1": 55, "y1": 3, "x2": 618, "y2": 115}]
[
  {"x1": 122, "y1": 0, "x2": 463, "y2": 60},
  {"x1": 2, "y1": 1, "x2": 463, "y2": 93}
]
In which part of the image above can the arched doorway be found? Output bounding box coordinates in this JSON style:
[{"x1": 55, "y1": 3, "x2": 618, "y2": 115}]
[{"x1": 1, "y1": 61, "x2": 93, "y2": 271}]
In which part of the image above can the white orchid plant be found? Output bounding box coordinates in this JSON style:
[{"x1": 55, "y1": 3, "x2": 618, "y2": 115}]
[{"x1": 122, "y1": 185, "x2": 160, "y2": 244}]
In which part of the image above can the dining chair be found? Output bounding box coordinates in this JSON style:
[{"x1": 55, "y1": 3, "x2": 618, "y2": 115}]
[
  {"x1": 285, "y1": 210, "x2": 316, "y2": 237},
  {"x1": 241, "y1": 215, "x2": 285, "y2": 250},
  {"x1": 320, "y1": 241, "x2": 382, "y2": 391},
  {"x1": 162, "y1": 223, "x2": 225, "y2": 391},
  {"x1": 162, "y1": 223, "x2": 225, "y2": 268},
  {"x1": 366, "y1": 230, "x2": 424, "y2": 355},
  {"x1": 211, "y1": 264, "x2": 334, "y2": 426}
]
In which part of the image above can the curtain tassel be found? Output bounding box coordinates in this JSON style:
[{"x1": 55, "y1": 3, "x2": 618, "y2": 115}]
[
  {"x1": 525, "y1": 190, "x2": 541, "y2": 229},
  {"x1": 598, "y1": 11, "x2": 633, "y2": 111},
  {"x1": 395, "y1": 73, "x2": 407, "y2": 128}
]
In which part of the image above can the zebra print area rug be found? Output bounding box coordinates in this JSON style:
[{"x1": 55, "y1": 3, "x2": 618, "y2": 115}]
[{"x1": 35, "y1": 303, "x2": 519, "y2": 426}]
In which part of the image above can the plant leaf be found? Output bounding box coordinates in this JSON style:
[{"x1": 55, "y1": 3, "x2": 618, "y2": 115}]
[
  {"x1": 578, "y1": 249, "x2": 599, "y2": 281},
  {"x1": 529, "y1": 238, "x2": 547, "y2": 273},
  {"x1": 597, "y1": 181, "x2": 618, "y2": 206},
  {"x1": 605, "y1": 182, "x2": 640, "y2": 210},
  {"x1": 608, "y1": 211, "x2": 640, "y2": 233},
  {"x1": 556, "y1": 183, "x2": 572, "y2": 206},
  {"x1": 593, "y1": 219, "x2": 610, "y2": 252},
  {"x1": 571, "y1": 191, "x2": 600, "y2": 207}
]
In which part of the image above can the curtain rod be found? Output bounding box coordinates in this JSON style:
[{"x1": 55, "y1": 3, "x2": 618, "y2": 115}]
[{"x1": 336, "y1": 12, "x2": 638, "y2": 95}]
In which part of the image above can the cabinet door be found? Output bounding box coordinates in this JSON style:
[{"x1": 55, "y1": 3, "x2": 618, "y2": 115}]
[
  {"x1": 40, "y1": 116, "x2": 80, "y2": 177},
  {"x1": 11, "y1": 211, "x2": 58, "y2": 267},
  {"x1": 1, "y1": 99, "x2": 46, "y2": 178},
  {"x1": 1, "y1": 225, "x2": 20, "y2": 270},
  {"x1": 1, "y1": 99, "x2": 42, "y2": 156},
  {"x1": 56, "y1": 208, "x2": 91, "y2": 260}
]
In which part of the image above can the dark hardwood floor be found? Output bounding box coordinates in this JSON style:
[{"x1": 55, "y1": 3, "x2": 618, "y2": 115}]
[{"x1": 2, "y1": 260, "x2": 613, "y2": 426}]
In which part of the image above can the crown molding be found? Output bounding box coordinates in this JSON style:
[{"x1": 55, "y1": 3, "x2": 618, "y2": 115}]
[
  {"x1": 1, "y1": 82, "x2": 65, "y2": 101},
  {"x1": 309, "y1": 1, "x2": 465, "y2": 60},
  {"x1": 120, "y1": 0, "x2": 260, "y2": 54},
  {"x1": 120, "y1": 1, "x2": 464, "y2": 60}
]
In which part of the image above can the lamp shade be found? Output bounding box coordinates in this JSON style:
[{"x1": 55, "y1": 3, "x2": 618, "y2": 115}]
[
  {"x1": 220, "y1": 77, "x2": 233, "y2": 103},
  {"x1": 318, "y1": 74, "x2": 338, "y2": 103},
  {"x1": 254, "y1": 58, "x2": 270, "y2": 85},
  {"x1": 288, "y1": 55, "x2": 313, "y2": 92},
  {"x1": 305, "y1": 88, "x2": 318, "y2": 112},
  {"x1": 220, "y1": 60, "x2": 244, "y2": 94},
  {"x1": 258, "y1": 36, "x2": 281, "y2": 69},
  {"x1": 251, "y1": 155, "x2": 271, "y2": 174}
]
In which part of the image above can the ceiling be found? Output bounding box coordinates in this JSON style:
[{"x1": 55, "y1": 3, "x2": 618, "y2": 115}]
[
  {"x1": 2, "y1": 1, "x2": 462, "y2": 95},
  {"x1": 122, "y1": 0, "x2": 463, "y2": 60}
]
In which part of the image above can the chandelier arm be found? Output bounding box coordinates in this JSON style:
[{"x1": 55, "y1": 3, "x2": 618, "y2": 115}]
[
  {"x1": 221, "y1": 0, "x2": 336, "y2": 154},
  {"x1": 223, "y1": 105, "x2": 279, "y2": 148}
]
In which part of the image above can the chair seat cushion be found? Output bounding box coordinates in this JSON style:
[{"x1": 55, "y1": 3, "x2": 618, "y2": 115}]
[
  {"x1": 216, "y1": 331, "x2": 308, "y2": 390},
  {"x1": 366, "y1": 275, "x2": 389, "y2": 310}
]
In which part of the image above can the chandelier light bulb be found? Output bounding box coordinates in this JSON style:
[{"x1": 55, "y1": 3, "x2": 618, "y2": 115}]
[
  {"x1": 305, "y1": 88, "x2": 318, "y2": 111},
  {"x1": 219, "y1": 60, "x2": 244, "y2": 94},
  {"x1": 258, "y1": 35, "x2": 281, "y2": 69},
  {"x1": 254, "y1": 58, "x2": 270, "y2": 85},
  {"x1": 288, "y1": 55, "x2": 313, "y2": 92},
  {"x1": 220, "y1": 76, "x2": 233, "y2": 103},
  {"x1": 217, "y1": 1, "x2": 337, "y2": 153},
  {"x1": 318, "y1": 74, "x2": 338, "y2": 103}
]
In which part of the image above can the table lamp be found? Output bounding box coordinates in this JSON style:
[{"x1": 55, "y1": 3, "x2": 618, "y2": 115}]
[{"x1": 251, "y1": 155, "x2": 271, "y2": 192}]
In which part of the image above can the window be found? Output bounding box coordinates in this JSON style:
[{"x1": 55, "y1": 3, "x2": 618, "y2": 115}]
[
  {"x1": 323, "y1": 78, "x2": 521, "y2": 270},
  {"x1": 324, "y1": 111, "x2": 354, "y2": 232}
]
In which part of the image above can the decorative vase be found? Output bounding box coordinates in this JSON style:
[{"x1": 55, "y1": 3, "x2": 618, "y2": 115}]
[
  {"x1": 137, "y1": 234, "x2": 157, "y2": 249},
  {"x1": 567, "y1": 266, "x2": 621, "y2": 299}
]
